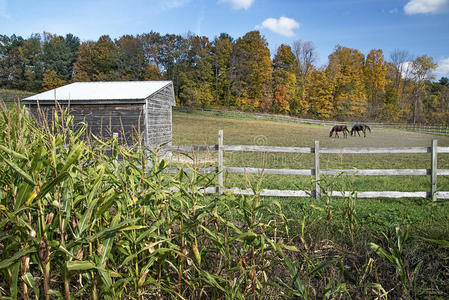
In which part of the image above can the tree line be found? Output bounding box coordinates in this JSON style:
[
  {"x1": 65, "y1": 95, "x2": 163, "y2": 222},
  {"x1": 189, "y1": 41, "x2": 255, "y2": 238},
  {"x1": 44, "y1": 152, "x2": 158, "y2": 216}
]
[{"x1": 1, "y1": 31, "x2": 448, "y2": 123}]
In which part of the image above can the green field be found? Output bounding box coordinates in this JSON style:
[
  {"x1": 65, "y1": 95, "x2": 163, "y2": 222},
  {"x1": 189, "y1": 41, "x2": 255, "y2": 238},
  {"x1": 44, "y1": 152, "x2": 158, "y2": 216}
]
[
  {"x1": 171, "y1": 110, "x2": 449, "y2": 230},
  {"x1": 172, "y1": 109, "x2": 449, "y2": 192}
]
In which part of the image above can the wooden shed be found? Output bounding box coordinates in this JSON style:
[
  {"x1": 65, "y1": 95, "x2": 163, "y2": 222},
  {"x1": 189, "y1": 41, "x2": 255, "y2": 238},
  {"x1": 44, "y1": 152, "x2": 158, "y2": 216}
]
[{"x1": 22, "y1": 81, "x2": 176, "y2": 147}]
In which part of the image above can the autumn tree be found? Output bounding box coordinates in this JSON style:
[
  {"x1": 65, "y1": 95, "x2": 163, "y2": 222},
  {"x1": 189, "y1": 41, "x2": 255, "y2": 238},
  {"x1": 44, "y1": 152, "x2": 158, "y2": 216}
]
[
  {"x1": 389, "y1": 49, "x2": 412, "y2": 93},
  {"x1": 409, "y1": 55, "x2": 437, "y2": 123},
  {"x1": 178, "y1": 34, "x2": 214, "y2": 107},
  {"x1": 143, "y1": 64, "x2": 162, "y2": 80},
  {"x1": 42, "y1": 69, "x2": 66, "y2": 91},
  {"x1": 272, "y1": 44, "x2": 297, "y2": 114},
  {"x1": 380, "y1": 61, "x2": 404, "y2": 121},
  {"x1": 327, "y1": 45, "x2": 367, "y2": 118},
  {"x1": 138, "y1": 32, "x2": 164, "y2": 80},
  {"x1": 231, "y1": 31, "x2": 272, "y2": 111},
  {"x1": 212, "y1": 33, "x2": 233, "y2": 106},
  {"x1": 139, "y1": 31, "x2": 164, "y2": 72},
  {"x1": 72, "y1": 35, "x2": 120, "y2": 82},
  {"x1": 364, "y1": 49, "x2": 386, "y2": 103},
  {"x1": 306, "y1": 68, "x2": 334, "y2": 119},
  {"x1": 292, "y1": 40, "x2": 317, "y2": 114}
]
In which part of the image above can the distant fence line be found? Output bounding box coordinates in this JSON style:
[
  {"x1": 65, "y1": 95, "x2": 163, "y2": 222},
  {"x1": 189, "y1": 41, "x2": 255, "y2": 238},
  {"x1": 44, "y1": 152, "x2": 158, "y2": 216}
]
[
  {"x1": 2, "y1": 101, "x2": 448, "y2": 135},
  {"x1": 166, "y1": 130, "x2": 449, "y2": 201},
  {"x1": 178, "y1": 108, "x2": 449, "y2": 136}
]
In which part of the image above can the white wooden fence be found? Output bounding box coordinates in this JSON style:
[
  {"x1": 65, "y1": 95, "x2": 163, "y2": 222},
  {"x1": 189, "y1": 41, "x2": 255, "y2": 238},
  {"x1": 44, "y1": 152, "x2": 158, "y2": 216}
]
[{"x1": 166, "y1": 130, "x2": 449, "y2": 201}]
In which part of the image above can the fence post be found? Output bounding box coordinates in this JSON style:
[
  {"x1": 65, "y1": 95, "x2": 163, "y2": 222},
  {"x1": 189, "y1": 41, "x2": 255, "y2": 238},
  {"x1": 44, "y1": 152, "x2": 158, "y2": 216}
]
[
  {"x1": 218, "y1": 130, "x2": 224, "y2": 194},
  {"x1": 431, "y1": 139, "x2": 438, "y2": 203},
  {"x1": 314, "y1": 140, "x2": 321, "y2": 199}
]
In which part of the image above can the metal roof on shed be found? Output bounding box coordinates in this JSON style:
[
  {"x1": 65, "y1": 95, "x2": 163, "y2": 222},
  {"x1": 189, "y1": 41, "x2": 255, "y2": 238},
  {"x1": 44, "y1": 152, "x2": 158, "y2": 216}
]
[{"x1": 23, "y1": 81, "x2": 174, "y2": 102}]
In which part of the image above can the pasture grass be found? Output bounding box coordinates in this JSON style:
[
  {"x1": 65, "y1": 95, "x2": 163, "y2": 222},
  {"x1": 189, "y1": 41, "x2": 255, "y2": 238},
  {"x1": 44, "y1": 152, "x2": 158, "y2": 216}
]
[{"x1": 172, "y1": 109, "x2": 449, "y2": 193}]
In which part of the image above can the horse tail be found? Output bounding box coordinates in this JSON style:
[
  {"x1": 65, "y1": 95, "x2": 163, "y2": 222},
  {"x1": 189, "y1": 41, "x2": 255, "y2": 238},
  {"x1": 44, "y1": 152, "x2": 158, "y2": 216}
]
[{"x1": 366, "y1": 125, "x2": 371, "y2": 132}]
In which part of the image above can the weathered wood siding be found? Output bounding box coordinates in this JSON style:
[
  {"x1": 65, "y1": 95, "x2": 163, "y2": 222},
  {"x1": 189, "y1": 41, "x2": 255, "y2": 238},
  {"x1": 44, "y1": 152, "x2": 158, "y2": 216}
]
[
  {"x1": 25, "y1": 82, "x2": 175, "y2": 148},
  {"x1": 27, "y1": 103, "x2": 145, "y2": 145},
  {"x1": 145, "y1": 84, "x2": 174, "y2": 147}
]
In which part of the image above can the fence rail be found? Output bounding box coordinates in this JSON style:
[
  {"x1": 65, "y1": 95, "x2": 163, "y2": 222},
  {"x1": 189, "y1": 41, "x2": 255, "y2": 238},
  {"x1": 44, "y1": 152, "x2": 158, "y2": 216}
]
[{"x1": 166, "y1": 130, "x2": 449, "y2": 200}]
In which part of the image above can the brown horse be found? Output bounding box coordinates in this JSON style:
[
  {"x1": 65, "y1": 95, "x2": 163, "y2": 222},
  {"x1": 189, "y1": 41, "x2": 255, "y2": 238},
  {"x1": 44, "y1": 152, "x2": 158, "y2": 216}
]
[
  {"x1": 329, "y1": 125, "x2": 349, "y2": 138},
  {"x1": 350, "y1": 124, "x2": 371, "y2": 137}
]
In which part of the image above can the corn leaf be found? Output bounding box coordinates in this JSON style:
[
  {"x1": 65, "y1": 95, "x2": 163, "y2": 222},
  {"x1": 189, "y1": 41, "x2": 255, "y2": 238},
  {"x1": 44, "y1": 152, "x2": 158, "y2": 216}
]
[
  {"x1": 0, "y1": 247, "x2": 35, "y2": 269},
  {"x1": 66, "y1": 260, "x2": 96, "y2": 272},
  {"x1": 1, "y1": 154, "x2": 34, "y2": 185}
]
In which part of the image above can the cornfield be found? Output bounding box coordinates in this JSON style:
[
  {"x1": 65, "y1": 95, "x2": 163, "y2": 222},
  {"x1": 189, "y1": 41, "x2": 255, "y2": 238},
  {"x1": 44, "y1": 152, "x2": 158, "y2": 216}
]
[{"x1": 1, "y1": 103, "x2": 448, "y2": 299}]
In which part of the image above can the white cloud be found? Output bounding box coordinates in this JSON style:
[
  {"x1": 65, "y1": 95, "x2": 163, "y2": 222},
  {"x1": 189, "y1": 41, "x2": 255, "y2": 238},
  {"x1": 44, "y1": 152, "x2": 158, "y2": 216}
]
[
  {"x1": 404, "y1": 0, "x2": 449, "y2": 14},
  {"x1": 435, "y1": 57, "x2": 449, "y2": 77},
  {"x1": 220, "y1": 0, "x2": 254, "y2": 10},
  {"x1": 256, "y1": 16, "x2": 300, "y2": 37}
]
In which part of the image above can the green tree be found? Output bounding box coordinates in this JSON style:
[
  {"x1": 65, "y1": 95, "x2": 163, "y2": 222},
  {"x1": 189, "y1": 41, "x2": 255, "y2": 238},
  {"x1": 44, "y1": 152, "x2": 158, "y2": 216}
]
[
  {"x1": 178, "y1": 34, "x2": 214, "y2": 107},
  {"x1": 0, "y1": 34, "x2": 25, "y2": 89},
  {"x1": 158, "y1": 34, "x2": 188, "y2": 98},
  {"x1": 0, "y1": 34, "x2": 45, "y2": 91},
  {"x1": 17, "y1": 34, "x2": 44, "y2": 91},
  {"x1": 116, "y1": 35, "x2": 146, "y2": 80},
  {"x1": 72, "y1": 35, "x2": 120, "y2": 81},
  {"x1": 42, "y1": 32, "x2": 80, "y2": 82},
  {"x1": 212, "y1": 33, "x2": 233, "y2": 106}
]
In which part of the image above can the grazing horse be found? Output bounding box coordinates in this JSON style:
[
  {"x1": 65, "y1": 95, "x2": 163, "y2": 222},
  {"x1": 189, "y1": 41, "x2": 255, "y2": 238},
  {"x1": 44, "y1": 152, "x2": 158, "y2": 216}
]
[
  {"x1": 350, "y1": 124, "x2": 371, "y2": 137},
  {"x1": 329, "y1": 125, "x2": 349, "y2": 138}
]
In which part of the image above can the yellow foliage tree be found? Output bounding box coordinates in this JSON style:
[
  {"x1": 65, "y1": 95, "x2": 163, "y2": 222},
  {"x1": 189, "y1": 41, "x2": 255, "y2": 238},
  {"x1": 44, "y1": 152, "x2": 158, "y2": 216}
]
[
  {"x1": 327, "y1": 46, "x2": 367, "y2": 117},
  {"x1": 364, "y1": 49, "x2": 386, "y2": 103},
  {"x1": 306, "y1": 69, "x2": 334, "y2": 119},
  {"x1": 42, "y1": 69, "x2": 66, "y2": 91},
  {"x1": 273, "y1": 84, "x2": 290, "y2": 113}
]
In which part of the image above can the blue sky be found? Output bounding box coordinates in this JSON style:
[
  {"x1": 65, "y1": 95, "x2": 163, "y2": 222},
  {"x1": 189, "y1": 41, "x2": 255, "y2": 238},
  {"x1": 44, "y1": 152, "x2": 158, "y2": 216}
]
[{"x1": 1, "y1": 0, "x2": 448, "y2": 77}]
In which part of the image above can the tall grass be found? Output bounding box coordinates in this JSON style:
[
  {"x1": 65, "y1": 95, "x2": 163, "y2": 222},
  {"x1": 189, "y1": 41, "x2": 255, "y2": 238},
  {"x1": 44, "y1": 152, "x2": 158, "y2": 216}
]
[{"x1": 1, "y1": 104, "x2": 448, "y2": 299}]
